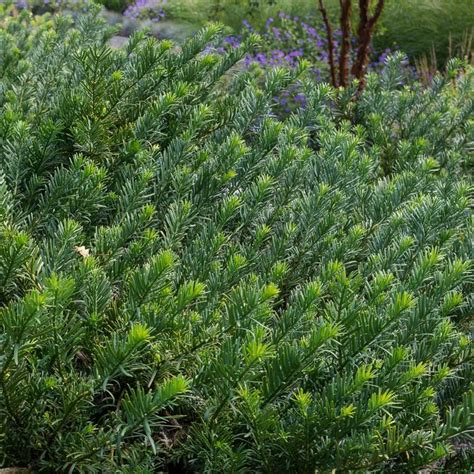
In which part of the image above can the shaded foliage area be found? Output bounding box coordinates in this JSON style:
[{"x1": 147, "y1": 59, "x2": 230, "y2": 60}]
[{"x1": 0, "y1": 6, "x2": 473, "y2": 472}]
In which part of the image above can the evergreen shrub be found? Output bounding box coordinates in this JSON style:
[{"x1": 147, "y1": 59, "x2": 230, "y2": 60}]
[{"x1": 0, "y1": 6, "x2": 473, "y2": 472}]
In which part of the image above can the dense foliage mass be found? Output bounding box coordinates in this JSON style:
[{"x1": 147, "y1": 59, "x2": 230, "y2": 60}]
[{"x1": 0, "y1": 6, "x2": 473, "y2": 472}]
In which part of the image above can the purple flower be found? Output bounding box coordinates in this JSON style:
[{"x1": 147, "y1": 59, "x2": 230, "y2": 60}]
[
  {"x1": 242, "y1": 19, "x2": 253, "y2": 31},
  {"x1": 265, "y1": 17, "x2": 274, "y2": 28},
  {"x1": 124, "y1": 0, "x2": 166, "y2": 21},
  {"x1": 225, "y1": 35, "x2": 242, "y2": 48},
  {"x1": 255, "y1": 53, "x2": 268, "y2": 66},
  {"x1": 306, "y1": 26, "x2": 318, "y2": 38},
  {"x1": 288, "y1": 50, "x2": 303, "y2": 58},
  {"x1": 294, "y1": 93, "x2": 304, "y2": 100}
]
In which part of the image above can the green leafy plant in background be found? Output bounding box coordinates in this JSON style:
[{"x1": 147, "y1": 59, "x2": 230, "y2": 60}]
[
  {"x1": 0, "y1": 4, "x2": 473, "y2": 472},
  {"x1": 375, "y1": 0, "x2": 474, "y2": 68},
  {"x1": 163, "y1": 0, "x2": 473, "y2": 70},
  {"x1": 163, "y1": 0, "x2": 295, "y2": 30},
  {"x1": 11, "y1": 0, "x2": 93, "y2": 14},
  {"x1": 99, "y1": 0, "x2": 129, "y2": 13}
]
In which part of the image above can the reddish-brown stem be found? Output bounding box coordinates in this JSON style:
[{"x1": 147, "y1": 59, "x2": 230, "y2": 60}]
[
  {"x1": 318, "y1": 0, "x2": 338, "y2": 87},
  {"x1": 338, "y1": 0, "x2": 352, "y2": 87},
  {"x1": 357, "y1": 0, "x2": 369, "y2": 38},
  {"x1": 352, "y1": 0, "x2": 385, "y2": 89}
]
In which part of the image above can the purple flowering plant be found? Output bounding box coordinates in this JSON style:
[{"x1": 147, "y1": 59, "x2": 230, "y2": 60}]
[
  {"x1": 221, "y1": 14, "x2": 331, "y2": 114},
  {"x1": 14, "y1": 0, "x2": 91, "y2": 12},
  {"x1": 123, "y1": 0, "x2": 166, "y2": 22},
  {"x1": 221, "y1": 13, "x2": 399, "y2": 114},
  {"x1": 13, "y1": 0, "x2": 167, "y2": 20},
  {"x1": 227, "y1": 13, "x2": 398, "y2": 79},
  {"x1": 226, "y1": 13, "x2": 331, "y2": 80}
]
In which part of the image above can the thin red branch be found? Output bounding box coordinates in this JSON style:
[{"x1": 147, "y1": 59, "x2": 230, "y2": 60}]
[
  {"x1": 318, "y1": 0, "x2": 338, "y2": 87},
  {"x1": 352, "y1": 0, "x2": 385, "y2": 89},
  {"x1": 357, "y1": 0, "x2": 369, "y2": 38},
  {"x1": 368, "y1": 0, "x2": 385, "y2": 28},
  {"x1": 338, "y1": 0, "x2": 352, "y2": 87}
]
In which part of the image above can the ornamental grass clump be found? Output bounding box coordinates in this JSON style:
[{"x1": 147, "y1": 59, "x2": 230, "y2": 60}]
[{"x1": 0, "y1": 6, "x2": 473, "y2": 472}]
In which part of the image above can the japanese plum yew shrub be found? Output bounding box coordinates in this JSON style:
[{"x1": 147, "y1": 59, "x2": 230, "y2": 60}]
[{"x1": 0, "y1": 6, "x2": 473, "y2": 472}]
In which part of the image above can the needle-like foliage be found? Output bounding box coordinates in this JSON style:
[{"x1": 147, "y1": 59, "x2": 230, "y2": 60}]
[{"x1": 0, "y1": 5, "x2": 472, "y2": 472}]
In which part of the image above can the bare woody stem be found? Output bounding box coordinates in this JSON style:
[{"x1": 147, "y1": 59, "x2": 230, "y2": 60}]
[
  {"x1": 352, "y1": 0, "x2": 385, "y2": 89},
  {"x1": 318, "y1": 0, "x2": 338, "y2": 87},
  {"x1": 338, "y1": 0, "x2": 352, "y2": 87}
]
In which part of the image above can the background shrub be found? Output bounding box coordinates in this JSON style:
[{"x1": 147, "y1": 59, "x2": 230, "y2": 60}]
[
  {"x1": 98, "y1": 0, "x2": 129, "y2": 13},
  {"x1": 375, "y1": 0, "x2": 474, "y2": 67},
  {"x1": 0, "y1": 5, "x2": 472, "y2": 472},
  {"x1": 164, "y1": 0, "x2": 473, "y2": 68}
]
